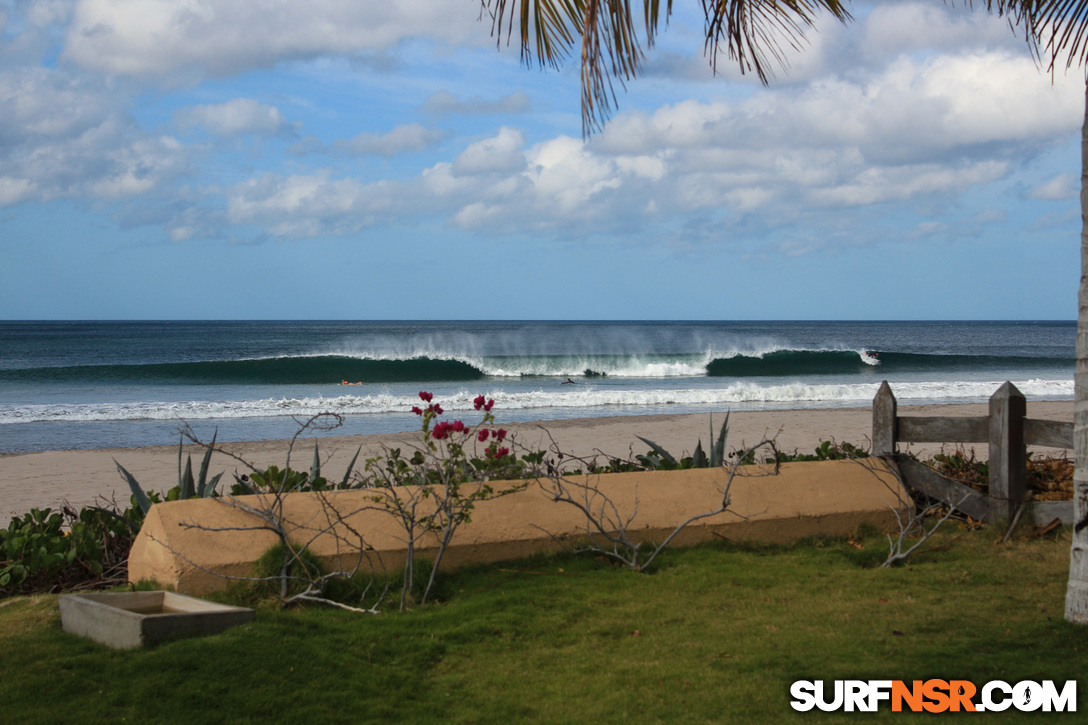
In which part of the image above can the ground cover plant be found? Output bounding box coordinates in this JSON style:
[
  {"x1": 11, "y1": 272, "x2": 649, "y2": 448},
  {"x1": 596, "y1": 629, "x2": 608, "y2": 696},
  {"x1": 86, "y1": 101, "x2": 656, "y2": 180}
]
[
  {"x1": 0, "y1": 526, "x2": 1084, "y2": 723},
  {"x1": 0, "y1": 505, "x2": 136, "y2": 596}
]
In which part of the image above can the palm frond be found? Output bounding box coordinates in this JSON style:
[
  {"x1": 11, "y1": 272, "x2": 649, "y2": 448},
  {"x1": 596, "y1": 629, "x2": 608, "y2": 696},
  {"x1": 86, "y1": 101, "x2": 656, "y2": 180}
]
[
  {"x1": 488, "y1": 0, "x2": 583, "y2": 69},
  {"x1": 963, "y1": 1, "x2": 1088, "y2": 74},
  {"x1": 703, "y1": 0, "x2": 852, "y2": 83},
  {"x1": 486, "y1": 1, "x2": 852, "y2": 135},
  {"x1": 1029, "y1": 0, "x2": 1088, "y2": 72},
  {"x1": 487, "y1": 0, "x2": 671, "y2": 134}
]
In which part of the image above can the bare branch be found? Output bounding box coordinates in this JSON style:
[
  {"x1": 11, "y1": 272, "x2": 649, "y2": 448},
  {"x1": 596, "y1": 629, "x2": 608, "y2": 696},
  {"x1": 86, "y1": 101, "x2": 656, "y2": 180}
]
[{"x1": 535, "y1": 435, "x2": 781, "y2": 571}]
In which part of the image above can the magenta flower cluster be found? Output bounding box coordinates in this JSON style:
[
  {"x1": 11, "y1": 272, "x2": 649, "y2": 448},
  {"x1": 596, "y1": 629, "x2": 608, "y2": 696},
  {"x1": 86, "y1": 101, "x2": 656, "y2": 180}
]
[
  {"x1": 410, "y1": 391, "x2": 444, "y2": 420},
  {"x1": 431, "y1": 419, "x2": 468, "y2": 440},
  {"x1": 411, "y1": 391, "x2": 511, "y2": 458}
]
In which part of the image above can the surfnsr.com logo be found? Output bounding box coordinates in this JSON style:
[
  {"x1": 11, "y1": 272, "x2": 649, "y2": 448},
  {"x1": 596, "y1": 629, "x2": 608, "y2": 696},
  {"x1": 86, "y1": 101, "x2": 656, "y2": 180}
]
[{"x1": 790, "y1": 679, "x2": 1077, "y2": 713}]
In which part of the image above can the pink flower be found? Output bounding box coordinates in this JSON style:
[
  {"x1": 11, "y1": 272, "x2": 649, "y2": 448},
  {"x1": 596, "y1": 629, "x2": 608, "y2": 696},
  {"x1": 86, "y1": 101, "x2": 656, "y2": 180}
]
[
  {"x1": 431, "y1": 404, "x2": 444, "y2": 415},
  {"x1": 451, "y1": 420, "x2": 466, "y2": 433},
  {"x1": 492, "y1": 447, "x2": 510, "y2": 459},
  {"x1": 473, "y1": 395, "x2": 486, "y2": 411},
  {"x1": 419, "y1": 391, "x2": 433, "y2": 402},
  {"x1": 477, "y1": 429, "x2": 489, "y2": 443},
  {"x1": 411, "y1": 406, "x2": 423, "y2": 416},
  {"x1": 484, "y1": 398, "x2": 495, "y2": 412},
  {"x1": 495, "y1": 429, "x2": 507, "y2": 442},
  {"x1": 432, "y1": 421, "x2": 452, "y2": 440}
]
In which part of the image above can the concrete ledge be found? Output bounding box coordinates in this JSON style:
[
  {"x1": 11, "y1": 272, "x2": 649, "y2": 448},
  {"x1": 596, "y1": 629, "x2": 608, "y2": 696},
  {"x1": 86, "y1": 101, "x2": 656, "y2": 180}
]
[
  {"x1": 129, "y1": 460, "x2": 907, "y2": 595},
  {"x1": 1028, "y1": 499, "x2": 1074, "y2": 526},
  {"x1": 58, "y1": 591, "x2": 254, "y2": 649}
]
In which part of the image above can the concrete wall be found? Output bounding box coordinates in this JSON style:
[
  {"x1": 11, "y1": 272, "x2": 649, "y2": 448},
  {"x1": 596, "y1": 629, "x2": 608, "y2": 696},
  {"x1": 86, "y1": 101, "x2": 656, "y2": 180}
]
[{"x1": 129, "y1": 459, "x2": 907, "y2": 595}]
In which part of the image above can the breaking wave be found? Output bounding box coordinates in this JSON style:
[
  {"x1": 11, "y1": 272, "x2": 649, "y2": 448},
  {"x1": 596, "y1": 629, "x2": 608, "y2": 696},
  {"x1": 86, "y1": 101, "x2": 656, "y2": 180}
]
[
  {"x1": 1, "y1": 348, "x2": 1067, "y2": 385},
  {"x1": 0, "y1": 378, "x2": 1072, "y2": 424}
]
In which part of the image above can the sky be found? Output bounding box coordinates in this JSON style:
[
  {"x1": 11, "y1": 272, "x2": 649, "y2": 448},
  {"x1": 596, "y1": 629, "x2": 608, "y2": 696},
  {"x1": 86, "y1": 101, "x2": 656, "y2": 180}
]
[{"x1": 0, "y1": 0, "x2": 1083, "y2": 321}]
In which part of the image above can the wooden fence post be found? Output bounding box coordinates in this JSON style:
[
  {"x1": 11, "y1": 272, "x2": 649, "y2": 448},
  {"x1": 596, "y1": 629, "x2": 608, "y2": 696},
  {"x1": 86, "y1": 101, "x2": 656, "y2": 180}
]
[
  {"x1": 989, "y1": 381, "x2": 1026, "y2": 523},
  {"x1": 873, "y1": 381, "x2": 897, "y2": 456}
]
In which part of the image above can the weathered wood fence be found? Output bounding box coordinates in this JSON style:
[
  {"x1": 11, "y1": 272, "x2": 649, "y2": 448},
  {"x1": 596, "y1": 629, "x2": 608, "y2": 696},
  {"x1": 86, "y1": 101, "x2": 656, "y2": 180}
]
[{"x1": 872, "y1": 381, "x2": 1073, "y2": 526}]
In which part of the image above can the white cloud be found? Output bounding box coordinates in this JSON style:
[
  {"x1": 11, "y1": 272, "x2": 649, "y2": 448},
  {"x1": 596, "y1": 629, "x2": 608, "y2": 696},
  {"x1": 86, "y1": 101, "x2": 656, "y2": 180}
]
[
  {"x1": 631, "y1": 50, "x2": 1081, "y2": 168},
  {"x1": 0, "y1": 0, "x2": 73, "y2": 68},
  {"x1": 3, "y1": 0, "x2": 1078, "y2": 255},
  {"x1": 174, "y1": 98, "x2": 289, "y2": 136},
  {"x1": 0, "y1": 177, "x2": 36, "y2": 206},
  {"x1": 807, "y1": 161, "x2": 1009, "y2": 207},
  {"x1": 584, "y1": 48, "x2": 1079, "y2": 215},
  {"x1": 452, "y1": 127, "x2": 526, "y2": 175},
  {"x1": 0, "y1": 67, "x2": 187, "y2": 206},
  {"x1": 63, "y1": 0, "x2": 488, "y2": 81},
  {"x1": 225, "y1": 171, "x2": 401, "y2": 237},
  {"x1": 330, "y1": 123, "x2": 445, "y2": 157},
  {"x1": 216, "y1": 32, "x2": 1079, "y2": 242},
  {"x1": 858, "y1": 1, "x2": 1025, "y2": 63},
  {"x1": 1030, "y1": 173, "x2": 1078, "y2": 200},
  {"x1": 0, "y1": 67, "x2": 116, "y2": 141}
]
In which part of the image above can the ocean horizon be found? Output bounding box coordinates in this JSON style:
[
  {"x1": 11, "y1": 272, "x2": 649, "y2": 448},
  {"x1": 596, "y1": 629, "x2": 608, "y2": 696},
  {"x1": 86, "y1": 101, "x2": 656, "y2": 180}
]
[{"x1": 0, "y1": 320, "x2": 1074, "y2": 454}]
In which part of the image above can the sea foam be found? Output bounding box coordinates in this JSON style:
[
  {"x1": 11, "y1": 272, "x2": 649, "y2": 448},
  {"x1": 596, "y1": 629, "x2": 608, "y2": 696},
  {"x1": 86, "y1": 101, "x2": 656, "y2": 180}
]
[{"x1": 0, "y1": 378, "x2": 1072, "y2": 424}]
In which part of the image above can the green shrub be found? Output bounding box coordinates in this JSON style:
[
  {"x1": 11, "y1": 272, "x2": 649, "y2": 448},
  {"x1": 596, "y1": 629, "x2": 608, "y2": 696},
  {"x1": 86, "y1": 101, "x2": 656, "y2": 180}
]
[
  {"x1": 252, "y1": 542, "x2": 326, "y2": 600},
  {"x1": 0, "y1": 505, "x2": 135, "y2": 596}
]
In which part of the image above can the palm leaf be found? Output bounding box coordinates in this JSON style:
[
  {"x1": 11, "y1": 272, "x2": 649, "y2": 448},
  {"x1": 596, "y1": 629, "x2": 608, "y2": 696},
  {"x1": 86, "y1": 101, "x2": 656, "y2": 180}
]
[
  {"x1": 1026, "y1": 0, "x2": 1088, "y2": 71},
  {"x1": 488, "y1": 1, "x2": 853, "y2": 134}
]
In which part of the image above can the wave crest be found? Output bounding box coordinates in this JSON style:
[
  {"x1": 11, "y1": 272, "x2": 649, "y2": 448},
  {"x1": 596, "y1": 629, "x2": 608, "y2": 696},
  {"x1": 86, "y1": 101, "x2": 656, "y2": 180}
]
[{"x1": 1, "y1": 378, "x2": 1072, "y2": 424}]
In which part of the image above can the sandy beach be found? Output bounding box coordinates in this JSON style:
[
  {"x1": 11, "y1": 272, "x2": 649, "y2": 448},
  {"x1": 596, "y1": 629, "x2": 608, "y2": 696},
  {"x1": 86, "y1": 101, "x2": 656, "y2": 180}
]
[{"x1": 0, "y1": 401, "x2": 1074, "y2": 522}]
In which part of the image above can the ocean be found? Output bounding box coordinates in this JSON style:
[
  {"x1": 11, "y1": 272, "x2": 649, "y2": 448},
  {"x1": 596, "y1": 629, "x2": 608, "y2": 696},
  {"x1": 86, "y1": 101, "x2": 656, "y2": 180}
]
[{"x1": 0, "y1": 320, "x2": 1074, "y2": 454}]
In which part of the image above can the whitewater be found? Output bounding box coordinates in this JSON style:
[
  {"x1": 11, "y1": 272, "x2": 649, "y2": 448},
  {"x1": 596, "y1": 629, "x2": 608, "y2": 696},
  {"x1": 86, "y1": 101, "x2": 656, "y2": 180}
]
[{"x1": 0, "y1": 320, "x2": 1074, "y2": 452}]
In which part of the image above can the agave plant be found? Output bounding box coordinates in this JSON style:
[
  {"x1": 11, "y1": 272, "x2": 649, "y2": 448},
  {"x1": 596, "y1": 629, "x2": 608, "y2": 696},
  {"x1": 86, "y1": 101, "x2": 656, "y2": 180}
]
[
  {"x1": 114, "y1": 432, "x2": 225, "y2": 516},
  {"x1": 231, "y1": 441, "x2": 362, "y2": 495},
  {"x1": 635, "y1": 413, "x2": 730, "y2": 470}
]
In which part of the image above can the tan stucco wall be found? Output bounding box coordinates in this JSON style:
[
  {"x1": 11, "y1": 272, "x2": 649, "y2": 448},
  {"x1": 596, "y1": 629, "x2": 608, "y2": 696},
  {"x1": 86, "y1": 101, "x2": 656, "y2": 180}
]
[{"x1": 128, "y1": 459, "x2": 908, "y2": 595}]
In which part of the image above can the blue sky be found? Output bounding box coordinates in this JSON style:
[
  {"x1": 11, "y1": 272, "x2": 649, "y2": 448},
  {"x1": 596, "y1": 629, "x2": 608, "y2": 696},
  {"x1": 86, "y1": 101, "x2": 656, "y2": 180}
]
[{"x1": 0, "y1": 0, "x2": 1082, "y2": 320}]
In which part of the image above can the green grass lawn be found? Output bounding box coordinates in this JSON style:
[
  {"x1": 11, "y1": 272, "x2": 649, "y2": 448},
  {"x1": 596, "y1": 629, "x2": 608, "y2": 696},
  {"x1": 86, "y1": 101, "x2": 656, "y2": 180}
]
[{"x1": 1, "y1": 526, "x2": 1085, "y2": 723}]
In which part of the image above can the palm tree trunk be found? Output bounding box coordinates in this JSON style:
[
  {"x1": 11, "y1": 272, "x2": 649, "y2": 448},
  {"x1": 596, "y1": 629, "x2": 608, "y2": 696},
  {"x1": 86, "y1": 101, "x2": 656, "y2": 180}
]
[{"x1": 1067, "y1": 81, "x2": 1088, "y2": 623}]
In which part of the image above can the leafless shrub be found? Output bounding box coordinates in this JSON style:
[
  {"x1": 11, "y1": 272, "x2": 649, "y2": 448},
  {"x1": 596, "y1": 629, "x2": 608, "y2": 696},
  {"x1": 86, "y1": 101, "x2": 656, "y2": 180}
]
[
  {"x1": 155, "y1": 413, "x2": 390, "y2": 613},
  {"x1": 845, "y1": 457, "x2": 967, "y2": 568},
  {"x1": 531, "y1": 431, "x2": 781, "y2": 571}
]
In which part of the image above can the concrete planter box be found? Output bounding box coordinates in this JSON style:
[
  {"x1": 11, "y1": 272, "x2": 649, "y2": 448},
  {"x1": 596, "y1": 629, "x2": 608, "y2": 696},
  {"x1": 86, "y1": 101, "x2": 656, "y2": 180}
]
[{"x1": 59, "y1": 591, "x2": 254, "y2": 649}]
